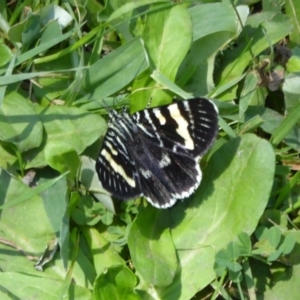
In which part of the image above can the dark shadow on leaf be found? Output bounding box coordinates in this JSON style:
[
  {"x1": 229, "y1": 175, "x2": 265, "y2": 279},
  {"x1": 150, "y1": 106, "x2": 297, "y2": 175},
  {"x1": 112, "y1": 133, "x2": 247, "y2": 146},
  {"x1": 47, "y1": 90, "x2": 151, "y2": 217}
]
[
  {"x1": 135, "y1": 206, "x2": 172, "y2": 240},
  {"x1": 170, "y1": 137, "x2": 241, "y2": 229},
  {"x1": 0, "y1": 169, "x2": 11, "y2": 219}
]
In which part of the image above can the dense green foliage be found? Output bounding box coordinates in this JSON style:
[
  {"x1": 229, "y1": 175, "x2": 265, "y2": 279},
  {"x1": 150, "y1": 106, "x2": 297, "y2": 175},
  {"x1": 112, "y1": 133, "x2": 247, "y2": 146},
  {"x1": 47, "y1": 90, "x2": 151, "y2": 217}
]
[{"x1": 0, "y1": 0, "x2": 299, "y2": 299}]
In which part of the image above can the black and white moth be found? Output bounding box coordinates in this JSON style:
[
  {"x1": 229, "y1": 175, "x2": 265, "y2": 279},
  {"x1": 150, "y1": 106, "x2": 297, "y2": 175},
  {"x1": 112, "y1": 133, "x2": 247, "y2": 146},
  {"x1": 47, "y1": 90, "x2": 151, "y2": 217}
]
[{"x1": 96, "y1": 98, "x2": 218, "y2": 209}]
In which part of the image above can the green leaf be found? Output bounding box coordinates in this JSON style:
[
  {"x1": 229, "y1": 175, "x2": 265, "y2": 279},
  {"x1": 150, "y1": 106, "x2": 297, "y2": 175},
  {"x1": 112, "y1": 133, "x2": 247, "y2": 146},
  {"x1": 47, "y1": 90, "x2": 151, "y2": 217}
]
[
  {"x1": 0, "y1": 43, "x2": 12, "y2": 67},
  {"x1": 228, "y1": 268, "x2": 243, "y2": 283},
  {"x1": 0, "y1": 170, "x2": 68, "y2": 211},
  {"x1": 227, "y1": 261, "x2": 242, "y2": 273},
  {"x1": 107, "y1": 0, "x2": 171, "y2": 22},
  {"x1": 285, "y1": 0, "x2": 300, "y2": 45},
  {"x1": 227, "y1": 241, "x2": 242, "y2": 261},
  {"x1": 217, "y1": 12, "x2": 293, "y2": 99},
  {"x1": 283, "y1": 73, "x2": 300, "y2": 112},
  {"x1": 128, "y1": 207, "x2": 177, "y2": 287},
  {"x1": 131, "y1": 5, "x2": 192, "y2": 110},
  {"x1": 246, "y1": 106, "x2": 300, "y2": 151},
  {"x1": 24, "y1": 105, "x2": 105, "y2": 168},
  {"x1": 21, "y1": 14, "x2": 41, "y2": 50},
  {"x1": 38, "y1": 4, "x2": 73, "y2": 28},
  {"x1": 14, "y1": 29, "x2": 74, "y2": 68},
  {"x1": 239, "y1": 72, "x2": 259, "y2": 119},
  {"x1": 0, "y1": 272, "x2": 92, "y2": 300},
  {"x1": 0, "y1": 93, "x2": 43, "y2": 152},
  {"x1": 101, "y1": 210, "x2": 114, "y2": 225},
  {"x1": 163, "y1": 134, "x2": 275, "y2": 300},
  {"x1": 0, "y1": 142, "x2": 17, "y2": 169},
  {"x1": 214, "y1": 249, "x2": 230, "y2": 277},
  {"x1": 236, "y1": 232, "x2": 252, "y2": 256},
  {"x1": 93, "y1": 265, "x2": 141, "y2": 300},
  {"x1": 266, "y1": 226, "x2": 281, "y2": 248},
  {"x1": 282, "y1": 232, "x2": 300, "y2": 265},
  {"x1": 39, "y1": 173, "x2": 69, "y2": 269},
  {"x1": 286, "y1": 55, "x2": 300, "y2": 73},
  {"x1": 262, "y1": 264, "x2": 300, "y2": 298},
  {"x1": 82, "y1": 37, "x2": 148, "y2": 99},
  {"x1": 183, "y1": 3, "x2": 245, "y2": 96},
  {"x1": 79, "y1": 156, "x2": 115, "y2": 213},
  {"x1": 44, "y1": 142, "x2": 79, "y2": 178},
  {"x1": 81, "y1": 227, "x2": 125, "y2": 275},
  {"x1": 0, "y1": 172, "x2": 55, "y2": 254},
  {"x1": 267, "y1": 249, "x2": 282, "y2": 261},
  {"x1": 270, "y1": 100, "x2": 300, "y2": 148},
  {"x1": 279, "y1": 234, "x2": 296, "y2": 255}
]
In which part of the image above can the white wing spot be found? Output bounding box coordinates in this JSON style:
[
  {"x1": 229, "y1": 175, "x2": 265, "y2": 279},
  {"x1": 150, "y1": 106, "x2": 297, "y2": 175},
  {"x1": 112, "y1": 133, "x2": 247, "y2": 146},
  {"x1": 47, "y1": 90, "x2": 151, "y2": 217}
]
[
  {"x1": 105, "y1": 141, "x2": 118, "y2": 155},
  {"x1": 168, "y1": 104, "x2": 194, "y2": 150},
  {"x1": 159, "y1": 154, "x2": 171, "y2": 168},
  {"x1": 153, "y1": 109, "x2": 166, "y2": 125},
  {"x1": 144, "y1": 110, "x2": 163, "y2": 147},
  {"x1": 140, "y1": 169, "x2": 152, "y2": 179},
  {"x1": 101, "y1": 148, "x2": 136, "y2": 187}
]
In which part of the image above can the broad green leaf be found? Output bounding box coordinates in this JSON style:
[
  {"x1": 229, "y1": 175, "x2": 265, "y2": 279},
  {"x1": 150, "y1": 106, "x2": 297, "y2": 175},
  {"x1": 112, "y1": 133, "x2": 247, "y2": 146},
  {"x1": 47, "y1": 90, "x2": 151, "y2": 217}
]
[
  {"x1": 285, "y1": 0, "x2": 300, "y2": 45},
  {"x1": 0, "y1": 143, "x2": 17, "y2": 170},
  {"x1": 131, "y1": 5, "x2": 192, "y2": 111},
  {"x1": 44, "y1": 142, "x2": 79, "y2": 178},
  {"x1": 263, "y1": 0, "x2": 282, "y2": 11},
  {"x1": 229, "y1": 267, "x2": 243, "y2": 283},
  {"x1": 93, "y1": 265, "x2": 140, "y2": 300},
  {"x1": 107, "y1": 0, "x2": 170, "y2": 22},
  {"x1": 128, "y1": 207, "x2": 177, "y2": 287},
  {"x1": 24, "y1": 104, "x2": 105, "y2": 168},
  {"x1": 81, "y1": 227, "x2": 125, "y2": 275},
  {"x1": 270, "y1": 101, "x2": 300, "y2": 148},
  {"x1": 282, "y1": 231, "x2": 300, "y2": 265},
  {"x1": 239, "y1": 72, "x2": 259, "y2": 119},
  {"x1": 159, "y1": 134, "x2": 275, "y2": 300},
  {"x1": 266, "y1": 226, "x2": 281, "y2": 248},
  {"x1": 0, "y1": 93, "x2": 43, "y2": 152},
  {"x1": 33, "y1": 55, "x2": 74, "y2": 103},
  {"x1": 179, "y1": 3, "x2": 248, "y2": 97},
  {"x1": 0, "y1": 172, "x2": 55, "y2": 253},
  {"x1": 71, "y1": 236, "x2": 98, "y2": 289},
  {"x1": 39, "y1": 20, "x2": 62, "y2": 47},
  {"x1": 8, "y1": 15, "x2": 28, "y2": 43},
  {"x1": 286, "y1": 55, "x2": 300, "y2": 72},
  {"x1": 13, "y1": 29, "x2": 74, "y2": 68},
  {"x1": 227, "y1": 241, "x2": 242, "y2": 261},
  {"x1": 151, "y1": 70, "x2": 192, "y2": 99},
  {"x1": 21, "y1": 14, "x2": 41, "y2": 50},
  {"x1": 236, "y1": 232, "x2": 252, "y2": 256},
  {"x1": 246, "y1": 106, "x2": 300, "y2": 151},
  {"x1": 283, "y1": 73, "x2": 300, "y2": 111},
  {"x1": 0, "y1": 272, "x2": 92, "y2": 300},
  {"x1": 39, "y1": 173, "x2": 69, "y2": 269},
  {"x1": 279, "y1": 234, "x2": 296, "y2": 255},
  {"x1": 144, "y1": 5, "x2": 192, "y2": 78},
  {"x1": 214, "y1": 249, "x2": 230, "y2": 276},
  {"x1": 189, "y1": 4, "x2": 246, "y2": 41},
  {"x1": 82, "y1": 37, "x2": 148, "y2": 100},
  {"x1": 263, "y1": 264, "x2": 300, "y2": 299},
  {"x1": 38, "y1": 4, "x2": 73, "y2": 28},
  {"x1": 0, "y1": 43, "x2": 12, "y2": 67},
  {"x1": 79, "y1": 156, "x2": 115, "y2": 213}
]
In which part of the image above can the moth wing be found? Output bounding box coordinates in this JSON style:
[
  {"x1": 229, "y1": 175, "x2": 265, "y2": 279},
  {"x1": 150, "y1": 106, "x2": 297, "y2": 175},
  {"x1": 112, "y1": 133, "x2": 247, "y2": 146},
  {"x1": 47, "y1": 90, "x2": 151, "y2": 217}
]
[
  {"x1": 132, "y1": 98, "x2": 218, "y2": 158},
  {"x1": 95, "y1": 129, "x2": 142, "y2": 200},
  {"x1": 133, "y1": 142, "x2": 201, "y2": 208}
]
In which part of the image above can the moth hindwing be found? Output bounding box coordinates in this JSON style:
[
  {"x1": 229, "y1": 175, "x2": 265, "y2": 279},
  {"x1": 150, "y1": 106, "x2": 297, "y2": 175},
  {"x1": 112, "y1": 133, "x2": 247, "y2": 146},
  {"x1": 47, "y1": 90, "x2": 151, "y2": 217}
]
[{"x1": 96, "y1": 98, "x2": 218, "y2": 209}]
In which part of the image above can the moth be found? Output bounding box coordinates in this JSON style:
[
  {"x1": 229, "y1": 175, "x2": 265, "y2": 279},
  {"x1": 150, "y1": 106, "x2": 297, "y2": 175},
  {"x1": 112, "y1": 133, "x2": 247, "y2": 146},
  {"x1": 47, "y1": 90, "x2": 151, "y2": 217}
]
[{"x1": 96, "y1": 98, "x2": 218, "y2": 208}]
